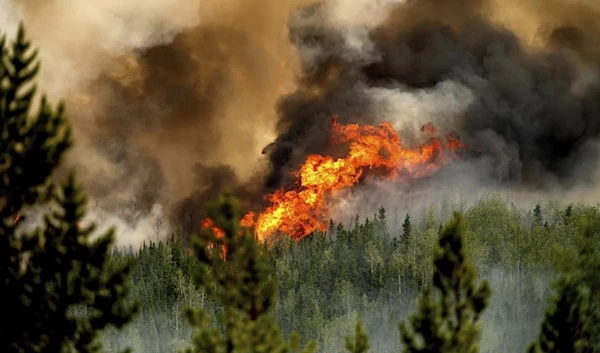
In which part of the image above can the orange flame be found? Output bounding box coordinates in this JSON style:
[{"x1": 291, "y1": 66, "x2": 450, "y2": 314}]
[
  {"x1": 243, "y1": 116, "x2": 466, "y2": 242},
  {"x1": 200, "y1": 218, "x2": 227, "y2": 257},
  {"x1": 240, "y1": 212, "x2": 256, "y2": 228},
  {"x1": 200, "y1": 218, "x2": 225, "y2": 239},
  {"x1": 200, "y1": 116, "x2": 466, "y2": 244}
]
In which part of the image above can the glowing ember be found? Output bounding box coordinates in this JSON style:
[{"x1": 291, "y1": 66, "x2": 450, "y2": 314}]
[
  {"x1": 200, "y1": 218, "x2": 227, "y2": 257},
  {"x1": 200, "y1": 218, "x2": 225, "y2": 239},
  {"x1": 201, "y1": 116, "x2": 466, "y2": 244}
]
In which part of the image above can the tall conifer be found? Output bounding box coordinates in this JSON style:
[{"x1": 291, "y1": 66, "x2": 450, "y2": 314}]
[
  {"x1": 0, "y1": 23, "x2": 137, "y2": 353},
  {"x1": 399, "y1": 213, "x2": 491, "y2": 353},
  {"x1": 185, "y1": 191, "x2": 315, "y2": 353}
]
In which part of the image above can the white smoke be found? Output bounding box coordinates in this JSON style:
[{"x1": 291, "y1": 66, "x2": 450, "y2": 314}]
[
  {"x1": 0, "y1": 0, "x2": 202, "y2": 99},
  {"x1": 0, "y1": 0, "x2": 201, "y2": 248},
  {"x1": 365, "y1": 81, "x2": 477, "y2": 132},
  {"x1": 325, "y1": 0, "x2": 405, "y2": 64},
  {"x1": 84, "y1": 203, "x2": 171, "y2": 248}
]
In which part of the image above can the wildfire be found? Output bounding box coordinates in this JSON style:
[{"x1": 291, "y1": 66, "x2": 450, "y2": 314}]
[
  {"x1": 200, "y1": 218, "x2": 225, "y2": 239},
  {"x1": 201, "y1": 116, "x2": 466, "y2": 244},
  {"x1": 200, "y1": 218, "x2": 227, "y2": 257}
]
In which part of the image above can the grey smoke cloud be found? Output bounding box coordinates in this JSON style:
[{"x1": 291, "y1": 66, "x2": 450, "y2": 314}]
[
  {"x1": 266, "y1": 0, "x2": 600, "y2": 195},
  {"x1": 4, "y1": 0, "x2": 600, "y2": 244}
]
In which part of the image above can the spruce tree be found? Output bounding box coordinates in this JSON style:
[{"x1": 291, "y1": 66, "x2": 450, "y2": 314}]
[
  {"x1": 185, "y1": 190, "x2": 315, "y2": 353},
  {"x1": 0, "y1": 23, "x2": 137, "y2": 352},
  {"x1": 534, "y1": 204, "x2": 543, "y2": 226},
  {"x1": 528, "y1": 221, "x2": 600, "y2": 353},
  {"x1": 377, "y1": 206, "x2": 386, "y2": 224},
  {"x1": 402, "y1": 213, "x2": 411, "y2": 249},
  {"x1": 399, "y1": 212, "x2": 491, "y2": 353}
]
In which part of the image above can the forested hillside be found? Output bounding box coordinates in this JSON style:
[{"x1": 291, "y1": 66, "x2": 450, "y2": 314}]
[{"x1": 101, "y1": 195, "x2": 599, "y2": 353}]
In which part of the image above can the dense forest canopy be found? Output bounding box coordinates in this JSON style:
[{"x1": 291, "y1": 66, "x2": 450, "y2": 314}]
[{"x1": 100, "y1": 195, "x2": 600, "y2": 353}]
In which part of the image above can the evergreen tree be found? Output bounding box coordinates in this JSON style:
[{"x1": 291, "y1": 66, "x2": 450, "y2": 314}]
[
  {"x1": 0, "y1": 24, "x2": 137, "y2": 352},
  {"x1": 185, "y1": 190, "x2": 315, "y2": 353},
  {"x1": 528, "y1": 276, "x2": 595, "y2": 353},
  {"x1": 399, "y1": 212, "x2": 491, "y2": 353},
  {"x1": 344, "y1": 320, "x2": 370, "y2": 353},
  {"x1": 402, "y1": 213, "x2": 411, "y2": 249},
  {"x1": 377, "y1": 206, "x2": 386, "y2": 224},
  {"x1": 528, "y1": 221, "x2": 600, "y2": 353},
  {"x1": 376, "y1": 206, "x2": 389, "y2": 238},
  {"x1": 563, "y1": 205, "x2": 573, "y2": 226},
  {"x1": 534, "y1": 204, "x2": 543, "y2": 226}
]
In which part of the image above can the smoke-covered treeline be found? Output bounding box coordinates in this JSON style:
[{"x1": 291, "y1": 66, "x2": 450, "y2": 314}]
[
  {"x1": 3, "y1": 9, "x2": 600, "y2": 353},
  {"x1": 4, "y1": 0, "x2": 600, "y2": 249},
  {"x1": 100, "y1": 194, "x2": 599, "y2": 353}
]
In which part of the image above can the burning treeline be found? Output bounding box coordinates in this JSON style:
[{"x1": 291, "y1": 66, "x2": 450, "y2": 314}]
[
  {"x1": 202, "y1": 116, "x2": 465, "y2": 242},
  {"x1": 6, "y1": 0, "x2": 600, "y2": 245},
  {"x1": 201, "y1": 0, "x2": 600, "y2": 243}
]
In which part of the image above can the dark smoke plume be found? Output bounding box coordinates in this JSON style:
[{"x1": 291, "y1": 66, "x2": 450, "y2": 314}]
[
  {"x1": 5, "y1": 0, "x2": 600, "y2": 245},
  {"x1": 1, "y1": 0, "x2": 315, "y2": 245},
  {"x1": 265, "y1": 0, "x2": 600, "y2": 193}
]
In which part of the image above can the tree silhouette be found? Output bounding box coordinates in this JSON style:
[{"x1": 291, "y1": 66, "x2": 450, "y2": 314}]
[
  {"x1": 528, "y1": 221, "x2": 600, "y2": 353},
  {"x1": 185, "y1": 190, "x2": 315, "y2": 353},
  {"x1": 0, "y1": 23, "x2": 137, "y2": 353},
  {"x1": 399, "y1": 212, "x2": 491, "y2": 353}
]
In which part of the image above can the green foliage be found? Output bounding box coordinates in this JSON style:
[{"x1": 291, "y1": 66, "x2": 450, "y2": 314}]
[
  {"x1": 0, "y1": 23, "x2": 137, "y2": 352},
  {"x1": 185, "y1": 191, "x2": 315, "y2": 353},
  {"x1": 344, "y1": 320, "x2": 369, "y2": 353},
  {"x1": 534, "y1": 204, "x2": 543, "y2": 226},
  {"x1": 528, "y1": 221, "x2": 600, "y2": 353},
  {"x1": 102, "y1": 197, "x2": 600, "y2": 353},
  {"x1": 402, "y1": 213, "x2": 411, "y2": 249},
  {"x1": 399, "y1": 212, "x2": 491, "y2": 353}
]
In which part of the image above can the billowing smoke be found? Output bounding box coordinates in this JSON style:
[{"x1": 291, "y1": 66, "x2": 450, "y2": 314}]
[
  {"x1": 263, "y1": 0, "x2": 600, "y2": 220},
  {"x1": 271, "y1": 0, "x2": 600, "y2": 184},
  {"x1": 0, "y1": 0, "x2": 314, "y2": 246},
  {"x1": 3, "y1": 0, "x2": 600, "y2": 245}
]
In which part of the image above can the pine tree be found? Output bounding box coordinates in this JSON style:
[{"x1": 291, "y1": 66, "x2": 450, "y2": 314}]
[
  {"x1": 402, "y1": 213, "x2": 411, "y2": 249},
  {"x1": 563, "y1": 205, "x2": 573, "y2": 225},
  {"x1": 344, "y1": 320, "x2": 369, "y2": 353},
  {"x1": 527, "y1": 276, "x2": 595, "y2": 353},
  {"x1": 528, "y1": 221, "x2": 600, "y2": 353},
  {"x1": 399, "y1": 212, "x2": 491, "y2": 353},
  {"x1": 377, "y1": 206, "x2": 386, "y2": 224},
  {"x1": 534, "y1": 203, "x2": 543, "y2": 226},
  {"x1": 185, "y1": 190, "x2": 316, "y2": 353},
  {"x1": 0, "y1": 23, "x2": 138, "y2": 352}
]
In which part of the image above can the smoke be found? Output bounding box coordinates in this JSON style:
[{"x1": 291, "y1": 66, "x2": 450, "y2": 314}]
[
  {"x1": 4, "y1": 0, "x2": 600, "y2": 244},
  {"x1": 262, "y1": 0, "x2": 600, "y2": 226},
  {"x1": 0, "y1": 0, "x2": 316, "y2": 245}
]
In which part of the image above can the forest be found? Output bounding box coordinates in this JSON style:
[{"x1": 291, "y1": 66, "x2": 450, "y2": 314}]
[
  {"x1": 101, "y1": 194, "x2": 599, "y2": 353},
  {"x1": 2, "y1": 22, "x2": 600, "y2": 353}
]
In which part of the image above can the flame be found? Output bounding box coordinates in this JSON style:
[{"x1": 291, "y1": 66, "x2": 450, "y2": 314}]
[
  {"x1": 240, "y1": 212, "x2": 256, "y2": 228},
  {"x1": 199, "y1": 115, "x2": 466, "y2": 244},
  {"x1": 243, "y1": 116, "x2": 466, "y2": 242},
  {"x1": 200, "y1": 218, "x2": 227, "y2": 257},
  {"x1": 200, "y1": 218, "x2": 225, "y2": 239}
]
